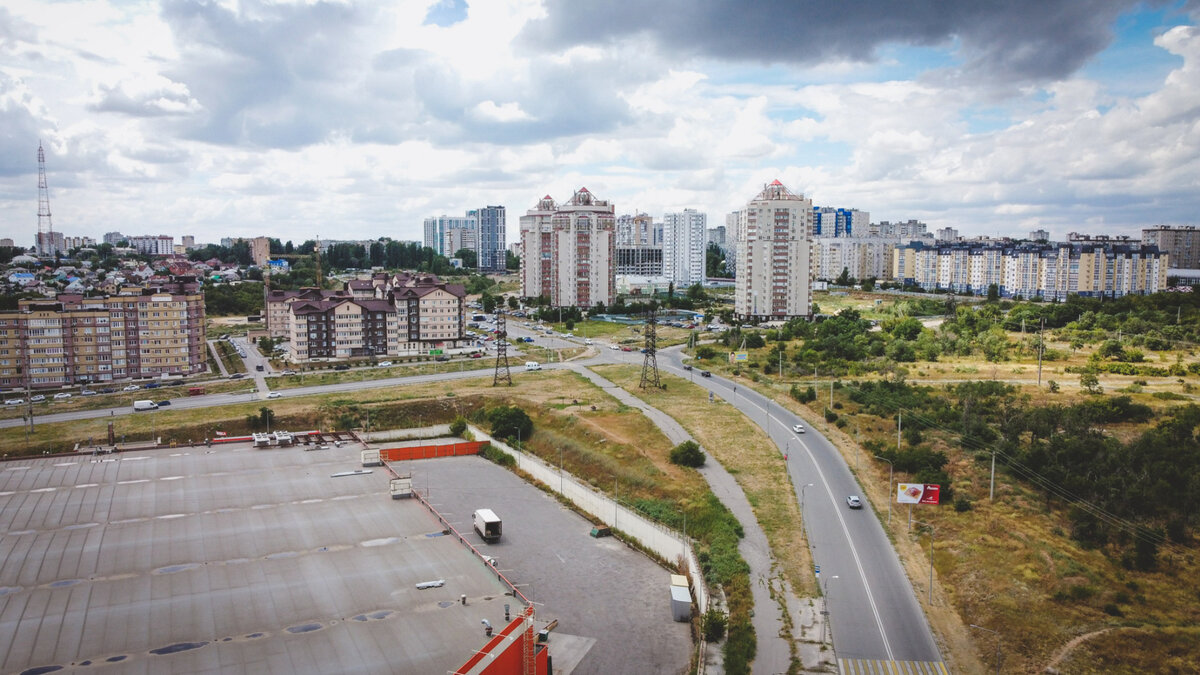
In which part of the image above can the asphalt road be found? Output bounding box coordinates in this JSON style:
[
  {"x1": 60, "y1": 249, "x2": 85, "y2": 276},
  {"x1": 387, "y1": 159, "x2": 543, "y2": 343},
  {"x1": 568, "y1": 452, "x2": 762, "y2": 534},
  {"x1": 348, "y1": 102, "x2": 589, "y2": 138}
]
[
  {"x1": 652, "y1": 346, "x2": 942, "y2": 662},
  {"x1": 2, "y1": 329, "x2": 942, "y2": 661}
]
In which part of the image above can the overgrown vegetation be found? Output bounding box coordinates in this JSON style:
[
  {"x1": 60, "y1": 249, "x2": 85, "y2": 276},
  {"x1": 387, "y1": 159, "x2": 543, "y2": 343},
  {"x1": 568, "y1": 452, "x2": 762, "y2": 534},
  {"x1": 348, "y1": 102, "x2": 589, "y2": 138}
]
[{"x1": 669, "y1": 440, "x2": 706, "y2": 467}]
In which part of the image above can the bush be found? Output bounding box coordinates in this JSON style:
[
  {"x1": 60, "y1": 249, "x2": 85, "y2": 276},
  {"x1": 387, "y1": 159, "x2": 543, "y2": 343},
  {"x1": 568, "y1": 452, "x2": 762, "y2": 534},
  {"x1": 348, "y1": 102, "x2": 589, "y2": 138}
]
[
  {"x1": 478, "y1": 444, "x2": 515, "y2": 467},
  {"x1": 670, "y1": 440, "x2": 706, "y2": 468},
  {"x1": 954, "y1": 497, "x2": 972, "y2": 512},
  {"x1": 701, "y1": 608, "x2": 728, "y2": 642},
  {"x1": 1103, "y1": 603, "x2": 1124, "y2": 617},
  {"x1": 449, "y1": 416, "x2": 467, "y2": 437},
  {"x1": 824, "y1": 409, "x2": 839, "y2": 423}
]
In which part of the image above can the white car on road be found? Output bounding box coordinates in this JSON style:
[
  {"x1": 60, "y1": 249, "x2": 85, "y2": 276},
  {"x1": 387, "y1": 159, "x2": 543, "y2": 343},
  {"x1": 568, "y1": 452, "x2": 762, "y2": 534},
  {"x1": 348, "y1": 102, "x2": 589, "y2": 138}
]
[
  {"x1": 792, "y1": 424, "x2": 806, "y2": 434},
  {"x1": 267, "y1": 392, "x2": 282, "y2": 399},
  {"x1": 53, "y1": 392, "x2": 72, "y2": 400}
]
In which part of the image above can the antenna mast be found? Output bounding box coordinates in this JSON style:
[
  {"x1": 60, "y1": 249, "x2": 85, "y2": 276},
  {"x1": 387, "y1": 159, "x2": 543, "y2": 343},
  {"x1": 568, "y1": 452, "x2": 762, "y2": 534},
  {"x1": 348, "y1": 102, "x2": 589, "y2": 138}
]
[{"x1": 36, "y1": 141, "x2": 55, "y2": 256}]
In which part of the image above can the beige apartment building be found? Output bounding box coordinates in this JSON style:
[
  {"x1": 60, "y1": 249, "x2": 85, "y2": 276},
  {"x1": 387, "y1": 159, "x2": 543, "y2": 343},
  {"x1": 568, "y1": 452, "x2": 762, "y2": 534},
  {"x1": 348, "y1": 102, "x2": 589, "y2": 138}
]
[
  {"x1": 1142, "y1": 225, "x2": 1198, "y2": 269},
  {"x1": 519, "y1": 188, "x2": 616, "y2": 308},
  {"x1": 735, "y1": 180, "x2": 814, "y2": 320},
  {"x1": 0, "y1": 279, "x2": 206, "y2": 390},
  {"x1": 277, "y1": 273, "x2": 466, "y2": 362}
]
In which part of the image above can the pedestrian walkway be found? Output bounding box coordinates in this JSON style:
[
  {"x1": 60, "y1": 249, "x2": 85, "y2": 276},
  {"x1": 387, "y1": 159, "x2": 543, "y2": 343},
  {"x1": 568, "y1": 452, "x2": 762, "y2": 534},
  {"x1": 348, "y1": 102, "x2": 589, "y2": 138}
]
[
  {"x1": 839, "y1": 658, "x2": 949, "y2": 674},
  {"x1": 573, "y1": 364, "x2": 811, "y2": 675}
]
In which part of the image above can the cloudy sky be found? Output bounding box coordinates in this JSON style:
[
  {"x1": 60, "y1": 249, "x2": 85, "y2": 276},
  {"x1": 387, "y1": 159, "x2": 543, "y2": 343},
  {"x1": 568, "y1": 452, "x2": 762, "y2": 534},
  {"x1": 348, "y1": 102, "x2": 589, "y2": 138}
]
[{"x1": 1, "y1": 0, "x2": 1198, "y2": 248}]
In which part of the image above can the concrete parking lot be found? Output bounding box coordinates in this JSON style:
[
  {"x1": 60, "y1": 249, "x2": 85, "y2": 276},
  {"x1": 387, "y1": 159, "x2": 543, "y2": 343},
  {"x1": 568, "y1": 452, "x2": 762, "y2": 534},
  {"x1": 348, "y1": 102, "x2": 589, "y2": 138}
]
[
  {"x1": 405, "y1": 455, "x2": 692, "y2": 675},
  {"x1": 0, "y1": 443, "x2": 517, "y2": 674}
]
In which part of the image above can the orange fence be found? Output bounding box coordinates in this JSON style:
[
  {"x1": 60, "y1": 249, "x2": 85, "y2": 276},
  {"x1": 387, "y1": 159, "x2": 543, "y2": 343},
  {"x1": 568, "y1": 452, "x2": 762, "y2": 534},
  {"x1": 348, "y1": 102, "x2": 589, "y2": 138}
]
[{"x1": 378, "y1": 440, "x2": 487, "y2": 462}]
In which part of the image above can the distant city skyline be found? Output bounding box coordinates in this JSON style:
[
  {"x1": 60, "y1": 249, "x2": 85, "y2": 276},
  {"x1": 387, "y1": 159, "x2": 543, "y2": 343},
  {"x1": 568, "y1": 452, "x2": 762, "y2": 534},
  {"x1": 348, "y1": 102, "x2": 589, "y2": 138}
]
[{"x1": 1, "y1": 1, "x2": 1198, "y2": 246}]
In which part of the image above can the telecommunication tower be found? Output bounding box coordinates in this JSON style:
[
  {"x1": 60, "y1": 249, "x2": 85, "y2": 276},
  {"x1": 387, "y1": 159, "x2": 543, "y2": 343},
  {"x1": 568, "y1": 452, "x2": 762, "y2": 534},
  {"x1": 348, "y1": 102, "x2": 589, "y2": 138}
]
[
  {"x1": 493, "y1": 311, "x2": 512, "y2": 386},
  {"x1": 639, "y1": 307, "x2": 662, "y2": 389},
  {"x1": 36, "y1": 141, "x2": 55, "y2": 256}
]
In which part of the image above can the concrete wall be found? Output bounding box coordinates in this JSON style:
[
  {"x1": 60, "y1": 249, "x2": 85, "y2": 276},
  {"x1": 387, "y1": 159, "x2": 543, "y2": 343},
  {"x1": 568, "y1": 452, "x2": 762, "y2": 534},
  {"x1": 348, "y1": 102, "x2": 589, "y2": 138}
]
[{"x1": 470, "y1": 426, "x2": 709, "y2": 615}]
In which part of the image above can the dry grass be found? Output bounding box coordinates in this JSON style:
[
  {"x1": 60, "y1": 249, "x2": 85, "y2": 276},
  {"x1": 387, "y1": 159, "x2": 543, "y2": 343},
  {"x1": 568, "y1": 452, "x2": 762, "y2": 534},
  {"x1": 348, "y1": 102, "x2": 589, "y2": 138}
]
[
  {"x1": 592, "y1": 364, "x2": 818, "y2": 597},
  {"x1": 705, "y1": 364, "x2": 1200, "y2": 674}
]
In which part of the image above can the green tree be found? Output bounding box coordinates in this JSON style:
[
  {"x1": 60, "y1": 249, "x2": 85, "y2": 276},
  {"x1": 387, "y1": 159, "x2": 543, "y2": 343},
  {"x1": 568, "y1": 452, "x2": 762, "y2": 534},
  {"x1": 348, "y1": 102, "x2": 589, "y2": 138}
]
[
  {"x1": 1080, "y1": 370, "x2": 1103, "y2": 395},
  {"x1": 454, "y1": 247, "x2": 478, "y2": 269},
  {"x1": 669, "y1": 440, "x2": 706, "y2": 467},
  {"x1": 986, "y1": 283, "x2": 1000, "y2": 302},
  {"x1": 487, "y1": 406, "x2": 532, "y2": 442},
  {"x1": 507, "y1": 296, "x2": 519, "y2": 310},
  {"x1": 481, "y1": 292, "x2": 498, "y2": 314}
]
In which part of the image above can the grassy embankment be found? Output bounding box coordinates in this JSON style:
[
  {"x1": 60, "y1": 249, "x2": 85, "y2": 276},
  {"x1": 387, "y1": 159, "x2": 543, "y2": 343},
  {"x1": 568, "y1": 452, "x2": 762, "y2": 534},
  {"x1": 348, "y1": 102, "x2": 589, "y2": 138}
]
[
  {"x1": 591, "y1": 364, "x2": 819, "y2": 671},
  {"x1": 687, "y1": 338, "x2": 1200, "y2": 673}
]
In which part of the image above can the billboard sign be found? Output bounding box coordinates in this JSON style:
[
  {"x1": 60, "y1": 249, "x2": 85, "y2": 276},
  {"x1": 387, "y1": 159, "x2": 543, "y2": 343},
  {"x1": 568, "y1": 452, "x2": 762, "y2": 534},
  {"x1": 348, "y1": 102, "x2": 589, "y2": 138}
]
[
  {"x1": 897, "y1": 483, "x2": 941, "y2": 505},
  {"x1": 729, "y1": 351, "x2": 749, "y2": 363}
]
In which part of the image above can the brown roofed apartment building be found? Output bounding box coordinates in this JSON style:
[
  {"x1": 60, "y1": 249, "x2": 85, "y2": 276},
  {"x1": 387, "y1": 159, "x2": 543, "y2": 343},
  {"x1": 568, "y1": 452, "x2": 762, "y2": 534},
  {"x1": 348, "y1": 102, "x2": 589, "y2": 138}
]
[
  {"x1": 0, "y1": 277, "x2": 206, "y2": 390},
  {"x1": 280, "y1": 273, "x2": 466, "y2": 363}
]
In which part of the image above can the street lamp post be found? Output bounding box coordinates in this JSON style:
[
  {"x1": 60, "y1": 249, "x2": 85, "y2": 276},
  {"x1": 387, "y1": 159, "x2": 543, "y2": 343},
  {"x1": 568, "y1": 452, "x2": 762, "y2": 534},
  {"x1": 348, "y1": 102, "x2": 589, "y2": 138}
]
[
  {"x1": 801, "y1": 482, "x2": 814, "y2": 514},
  {"x1": 873, "y1": 455, "x2": 894, "y2": 526},
  {"x1": 969, "y1": 624, "x2": 1002, "y2": 675},
  {"x1": 820, "y1": 574, "x2": 839, "y2": 645}
]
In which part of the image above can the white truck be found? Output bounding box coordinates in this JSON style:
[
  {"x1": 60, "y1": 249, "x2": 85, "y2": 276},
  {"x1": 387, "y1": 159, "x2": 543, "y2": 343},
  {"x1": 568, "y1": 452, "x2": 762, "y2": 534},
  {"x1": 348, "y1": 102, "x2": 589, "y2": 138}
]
[
  {"x1": 132, "y1": 400, "x2": 158, "y2": 411},
  {"x1": 473, "y1": 509, "x2": 502, "y2": 543}
]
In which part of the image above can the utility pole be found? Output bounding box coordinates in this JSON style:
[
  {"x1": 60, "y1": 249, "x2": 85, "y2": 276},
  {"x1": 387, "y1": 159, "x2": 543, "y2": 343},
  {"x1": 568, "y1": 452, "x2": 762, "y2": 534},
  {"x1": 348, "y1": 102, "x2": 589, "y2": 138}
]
[
  {"x1": 897, "y1": 411, "x2": 902, "y2": 451},
  {"x1": 989, "y1": 449, "x2": 997, "y2": 501},
  {"x1": 874, "y1": 455, "x2": 894, "y2": 526},
  {"x1": 1037, "y1": 317, "x2": 1044, "y2": 387}
]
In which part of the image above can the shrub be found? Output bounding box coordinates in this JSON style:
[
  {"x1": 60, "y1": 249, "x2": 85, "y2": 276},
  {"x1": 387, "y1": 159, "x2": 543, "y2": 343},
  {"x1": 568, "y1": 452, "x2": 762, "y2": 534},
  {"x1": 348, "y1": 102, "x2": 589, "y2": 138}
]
[
  {"x1": 954, "y1": 497, "x2": 973, "y2": 512},
  {"x1": 1103, "y1": 603, "x2": 1124, "y2": 617},
  {"x1": 702, "y1": 608, "x2": 728, "y2": 642},
  {"x1": 479, "y1": 444, "x2": 515, "y2": 467},
  {"x1": 670, "y1": 440, "x2": 706, "y2": 468},
  {"x1": 824, "y1": 409, "x2": 839, "y2": 423},
  {"x1": 487, "y1": 405, "x2": 533, "y2": 442},
  {"x1": 449, "y1": 416, "x2": 467, "y2": 437}
]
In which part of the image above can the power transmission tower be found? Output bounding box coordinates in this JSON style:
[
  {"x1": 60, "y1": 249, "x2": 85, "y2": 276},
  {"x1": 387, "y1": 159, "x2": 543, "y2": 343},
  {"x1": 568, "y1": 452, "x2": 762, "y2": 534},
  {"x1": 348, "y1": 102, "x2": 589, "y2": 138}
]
[
  {"x1": 639, "y1": 307, "x2": 662, "y2": 390},
  {"x1": 493, "y1": 311, "x2": 512, "y2": 386},
  {"x1": 36, "y1": 141, "x2": 55, "y2": 257}
]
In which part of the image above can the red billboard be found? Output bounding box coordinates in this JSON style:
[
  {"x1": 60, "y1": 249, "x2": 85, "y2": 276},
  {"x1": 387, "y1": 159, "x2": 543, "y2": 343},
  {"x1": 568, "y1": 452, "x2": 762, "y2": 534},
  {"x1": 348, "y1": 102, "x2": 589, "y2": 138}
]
[{"x1": 897, "y1": 483, "x2": 940, "y2": 505}]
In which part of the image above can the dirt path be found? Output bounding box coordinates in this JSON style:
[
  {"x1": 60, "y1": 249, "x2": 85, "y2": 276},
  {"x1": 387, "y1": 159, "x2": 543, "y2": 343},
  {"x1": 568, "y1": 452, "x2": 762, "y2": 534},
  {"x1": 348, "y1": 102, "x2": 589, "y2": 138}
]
[{"x1": 1044, "y1": 627, "x2": 1121, "y2": 672}]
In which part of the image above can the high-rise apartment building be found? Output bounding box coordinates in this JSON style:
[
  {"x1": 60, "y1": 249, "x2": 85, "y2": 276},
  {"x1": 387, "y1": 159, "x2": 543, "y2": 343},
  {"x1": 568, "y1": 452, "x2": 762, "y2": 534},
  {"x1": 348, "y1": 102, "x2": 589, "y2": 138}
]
[
  {"x1": 615, "y1": 247, "x2": 664, "y2": 276},
  {"x1": 476, "y1": 206, "x2": 506, "y2": 272},
  {"x1": 1029, "y1": 229, "x2": 1051, "y2": 242},
  {"x1": 519, "y1": 188, "x2": 616, "y2": 307},
  {"x1": 422, "y1": 215, "x2": 477, "y2": 257},
  {"x1": 103, "y1": 232, "x2": 126, "y2": 246},
  {"x1": 735, "y1": 181, "x2": 813, "y2": 320},
  {"x1": 724, "y1": 211, "x2": 741, "y2": 277},
  {"x1": 813, "y1": 207, "x2": 869, "y2": 237},
  {"x1": 813, "y1": 237, "x2": 898, "y2": 281},
  {"x1": 935, "y1": 227, "x2": 960, "y2": 242},
  {"x1": 1142, "y1": 225, "x2": 1198, "y2": 269},
  {"x1": 0, "y1": 278, "x2": 206, "y2": 389},
  {"x1": 662, "y1": 209, "x2": 707, "y2": 286},
  {"x1": 250, "y1": 236, "x2": 271, "y2": 266}
]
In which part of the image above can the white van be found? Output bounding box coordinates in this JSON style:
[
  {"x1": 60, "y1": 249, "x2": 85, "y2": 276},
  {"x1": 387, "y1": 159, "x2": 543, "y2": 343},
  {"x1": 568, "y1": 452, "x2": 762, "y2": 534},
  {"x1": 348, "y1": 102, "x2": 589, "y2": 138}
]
[{"x1": 525, "y1": 361, "x2": 541, "y2": 371}]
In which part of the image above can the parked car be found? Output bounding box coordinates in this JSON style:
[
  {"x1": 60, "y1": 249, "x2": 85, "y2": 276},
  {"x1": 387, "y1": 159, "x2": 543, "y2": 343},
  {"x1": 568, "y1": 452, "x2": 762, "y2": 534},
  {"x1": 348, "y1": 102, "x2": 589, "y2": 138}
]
[
  {"x1": 157, "y1": 400, "x2": 172, "y2": 407},
  {"x1": 435, "y1": 355, "x2": 450, "y2": 362},
  {"x1": 584, "y1": 338, "x2": 593, "y2": 345},
  {"x1": 609, "y1": 343, "x2": 619, "y2": 350},
  {"x1": 123, "y1": 385, "x2": 141, "y2": 392},
  {"x1": 267, "y1": 392, "x2": 282, "y2": 399},
  {"x1": 846, "y1": 496, "x2": 863, "y2": 509},
  {"x1": 792, "y1": 424, "x2": 806, "y2": 434},
  {"x1": 80, "y1": 389, "x2": 96, "y2": 396},
  {"x1": 100, "y1": 387, "x2": 115, "y2": 394},
  {"x1": 699, "y1": 370, "x2": 712, "y2": 378},
  {"x1": 143, "y1": 382, "x2": 161, "y2": 389},
  {"x1": 376, "y1": 361, "x2": 393, "y2": 367},
  {"x1": 4, "y1": 398, "x2": 25, "y2": 405},
  {"x1": 229, "y1": 373, "x2": 245, "y2": 379},
  {"x1": 281, "y1": 370, "x2": 296, "y2": 376},
  {"x1": 53, "y1": 392, "x2": 72, "y2": 400},
  {"x1": 621, "y1": 346, "x2": 634, "y2": 352},
  {"x1": 683, "y1": 364, "x2": 693, "y2": 371},
  {"x1": 30, "y1": 394, "x2": 46, "y2": 402},
  {"x1": 335, "y1": 364, "x2": 350, "y2": 371},
  {"x1": 470, "y1": 352, "x2": 483, "y2": 358}
]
